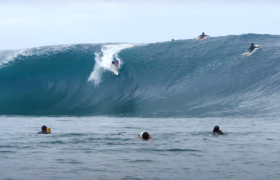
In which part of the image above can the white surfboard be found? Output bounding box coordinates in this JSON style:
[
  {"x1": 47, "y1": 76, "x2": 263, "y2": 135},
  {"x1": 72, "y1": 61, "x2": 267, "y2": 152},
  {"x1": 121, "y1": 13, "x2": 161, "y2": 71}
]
[{"x1": 111, "y1": 64, "x2": 119, "y2": 75}]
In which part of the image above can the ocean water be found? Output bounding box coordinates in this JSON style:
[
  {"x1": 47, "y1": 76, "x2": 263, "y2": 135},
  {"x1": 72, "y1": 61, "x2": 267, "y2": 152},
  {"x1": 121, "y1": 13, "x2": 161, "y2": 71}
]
[
  {"x1": 1, "y1": 34, "x2": 280, "y2": 179},
  {"x1": 1, "y1": 34, "x2": 280, "y2": 117},
  {"x1": 1, "y1": 116, "x2": 280, "y2": 180}
]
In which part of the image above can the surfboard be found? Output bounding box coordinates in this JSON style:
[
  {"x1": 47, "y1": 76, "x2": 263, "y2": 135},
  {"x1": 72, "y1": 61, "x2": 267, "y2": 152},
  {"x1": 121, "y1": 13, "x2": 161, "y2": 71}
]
[
  {"x1": 111, "y1": 64, "x2": 119, "y2": 75},
  {"x1": 196, "y1": 35, "x2": 209, "y2": 41},
  {"x1": 242, "y1": 51, "x2": 252, "y2": 56},
  {"x1": 242, "y1": 45, "x2": 261, "y2": 56}
]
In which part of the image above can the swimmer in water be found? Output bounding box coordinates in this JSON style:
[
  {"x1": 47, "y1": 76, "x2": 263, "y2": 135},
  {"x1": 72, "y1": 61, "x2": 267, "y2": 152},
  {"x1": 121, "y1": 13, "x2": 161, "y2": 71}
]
[
  {"x1": 37, "y1": 125, "x2": 51, "y2": 134},
  {"x1": 138, "y1": 132, "x2": 152, "y2": 140},
  {"x1": 213, "y1": 126, "x2": 223, "y2": 135}
]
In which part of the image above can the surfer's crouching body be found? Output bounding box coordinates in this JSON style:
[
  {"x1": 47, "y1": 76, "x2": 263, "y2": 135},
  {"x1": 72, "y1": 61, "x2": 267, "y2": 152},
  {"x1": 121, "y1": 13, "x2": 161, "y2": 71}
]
[
  {"x1": 138, "y1": 132, "x2": 152, "y2": 140},
  {"x1": 112, "y1": 60, "x2": 119, "y2": 68}
]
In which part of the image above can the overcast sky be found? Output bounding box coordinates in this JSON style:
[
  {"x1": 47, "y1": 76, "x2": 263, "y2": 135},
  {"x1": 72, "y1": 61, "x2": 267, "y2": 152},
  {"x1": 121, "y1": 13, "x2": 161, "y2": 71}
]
[{"x1": 0, "y1": 0, "x2": 279, "y2": 50}]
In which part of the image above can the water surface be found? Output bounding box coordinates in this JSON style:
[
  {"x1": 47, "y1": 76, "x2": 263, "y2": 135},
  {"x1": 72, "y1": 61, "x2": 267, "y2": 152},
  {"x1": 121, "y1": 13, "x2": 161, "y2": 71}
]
[{"x1": 1, "y1": 116, "x2": 279, "y2": 180}]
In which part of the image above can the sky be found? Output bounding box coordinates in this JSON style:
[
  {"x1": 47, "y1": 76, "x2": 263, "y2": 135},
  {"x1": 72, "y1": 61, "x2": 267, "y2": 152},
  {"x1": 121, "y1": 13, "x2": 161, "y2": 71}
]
[{"x1": 0, "y1": 0, "x2": 280, "y2": 50}]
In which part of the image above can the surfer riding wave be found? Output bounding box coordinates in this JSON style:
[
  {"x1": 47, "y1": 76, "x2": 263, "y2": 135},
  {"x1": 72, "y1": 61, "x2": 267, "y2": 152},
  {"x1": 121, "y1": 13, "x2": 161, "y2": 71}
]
[{"x1": 112, "y1": 59, "x2": 119, "y2": 68}]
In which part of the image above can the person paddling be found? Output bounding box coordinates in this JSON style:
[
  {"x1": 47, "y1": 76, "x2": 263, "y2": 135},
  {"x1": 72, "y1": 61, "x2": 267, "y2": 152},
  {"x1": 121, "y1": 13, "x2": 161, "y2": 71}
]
[
  {"x1": 213, "y1": 126, "x2": 223, "y2": 135},
  {"x1": 248, "y1": 43, "x2": 259, "y2": 52},
  {"x1": 138, "y1": 132, "x2": 152, "y2": 140}
]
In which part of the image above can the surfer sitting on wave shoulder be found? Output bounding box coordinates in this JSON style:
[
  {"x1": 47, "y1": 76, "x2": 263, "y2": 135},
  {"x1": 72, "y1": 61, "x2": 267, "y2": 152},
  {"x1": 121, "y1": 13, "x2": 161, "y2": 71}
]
[
  {"x1": 213, "y1": 126, "x2": 223, "y2": 135},
  {"x1": 248, "y1": 43, "x2": 258, "y2": 52},
  {"x1": 200, "y1": 32, "x2": 206, "y2": 38},
  {"x1": 38, "y1": 125, "x2": 51, "y2": 134},
  {"x1": 197, "y1": 32, "x2": 209, "y2": 40},
  {"x1": 112, "y1": 59, "x2": 119, "y2": 68},
  {"x1": 138, "y1": 132, "x2": 152, "y2": 140}
]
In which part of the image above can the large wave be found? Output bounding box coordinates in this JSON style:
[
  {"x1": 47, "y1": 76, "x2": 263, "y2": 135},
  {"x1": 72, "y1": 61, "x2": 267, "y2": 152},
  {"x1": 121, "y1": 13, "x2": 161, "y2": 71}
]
[{"x1": 1, "y1": 34, "x2": 280, "y2": 117}]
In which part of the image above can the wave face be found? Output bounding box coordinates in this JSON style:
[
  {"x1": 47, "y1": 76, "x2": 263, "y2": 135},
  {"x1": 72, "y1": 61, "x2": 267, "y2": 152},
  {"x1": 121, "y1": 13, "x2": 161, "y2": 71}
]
[{"x1": 1, "y1": 34, "x2": 280, "y2": 117}]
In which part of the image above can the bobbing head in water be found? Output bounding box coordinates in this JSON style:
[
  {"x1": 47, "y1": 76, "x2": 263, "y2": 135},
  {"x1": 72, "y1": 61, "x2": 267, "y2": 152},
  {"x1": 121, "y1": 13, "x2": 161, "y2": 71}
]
[
  {"x1": 38, "y1": 125, "x2": 51, "y2": 134},
  {"x1": 213, "y1": 126, "x2": 223, "y2": 134},
  {"x1": 138, "y1": 132, "x2": 152, "y2": 140}
]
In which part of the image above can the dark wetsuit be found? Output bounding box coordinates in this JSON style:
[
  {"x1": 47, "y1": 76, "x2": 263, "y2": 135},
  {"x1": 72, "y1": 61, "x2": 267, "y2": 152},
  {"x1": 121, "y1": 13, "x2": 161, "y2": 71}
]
[{"x1": 248, "y1": 45, "x2": 258, "y2": 52}]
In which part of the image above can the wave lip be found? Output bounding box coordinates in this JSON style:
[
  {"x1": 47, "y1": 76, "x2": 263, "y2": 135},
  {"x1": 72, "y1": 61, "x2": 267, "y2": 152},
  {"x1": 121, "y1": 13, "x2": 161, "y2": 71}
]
[{"x1": 0, "y1": 45, "x2": 76, "y2": 67}]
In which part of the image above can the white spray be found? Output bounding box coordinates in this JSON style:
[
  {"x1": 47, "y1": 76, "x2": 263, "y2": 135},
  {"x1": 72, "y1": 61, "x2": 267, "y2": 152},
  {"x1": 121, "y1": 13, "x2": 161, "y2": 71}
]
[
  {"x1": 0, "y1": 45, "x2": 73, "y2": 67},
  {"x1": 88, "y1": 44, "x2": 134, "y2": 85}
]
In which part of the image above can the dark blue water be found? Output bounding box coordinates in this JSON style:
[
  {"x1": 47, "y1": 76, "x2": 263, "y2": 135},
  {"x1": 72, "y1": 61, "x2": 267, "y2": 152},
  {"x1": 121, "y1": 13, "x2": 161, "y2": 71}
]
[
  {"x1": 1, "y1": 34, "x2": 280, "y2": 117},
  {"x1": 1, "y1": 116, "x2": 280, "y2": 180}
]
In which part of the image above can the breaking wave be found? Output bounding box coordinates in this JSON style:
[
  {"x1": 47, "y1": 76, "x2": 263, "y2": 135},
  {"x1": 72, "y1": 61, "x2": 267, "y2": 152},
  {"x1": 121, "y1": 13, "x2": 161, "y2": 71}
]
[{"x1": 1, "y1": 34, "x2": 280, "y2": 117}]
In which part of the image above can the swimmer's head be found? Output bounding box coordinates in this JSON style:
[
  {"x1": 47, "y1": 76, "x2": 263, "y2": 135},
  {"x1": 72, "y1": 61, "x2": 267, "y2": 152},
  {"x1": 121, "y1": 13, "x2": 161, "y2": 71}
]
[
  {"x1": 202, "y1": 32, "x2": 205, "y2": 35},
  {"x1": 213, "y1": 126, "x2": 220, "y2": 132},
  {"x1": 141, "y1": 132, "x2": 150, "y2": 140},
  {"x1": 41, "y1": 125, "x2": 47, "y2": 132},
  {"x1": 251, "y1": 43, "x2": 254, "y2": 46}
]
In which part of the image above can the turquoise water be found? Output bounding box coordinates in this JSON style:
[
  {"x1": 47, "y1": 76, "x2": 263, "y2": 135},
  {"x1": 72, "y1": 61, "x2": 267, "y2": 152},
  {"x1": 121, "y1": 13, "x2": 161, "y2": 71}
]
[
  {"x1": 1, "y1": 34, "x2": 280, "y2": 117},
  {"x1": 1, "y1": 116, "x2": 280, "y2": 180}
]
